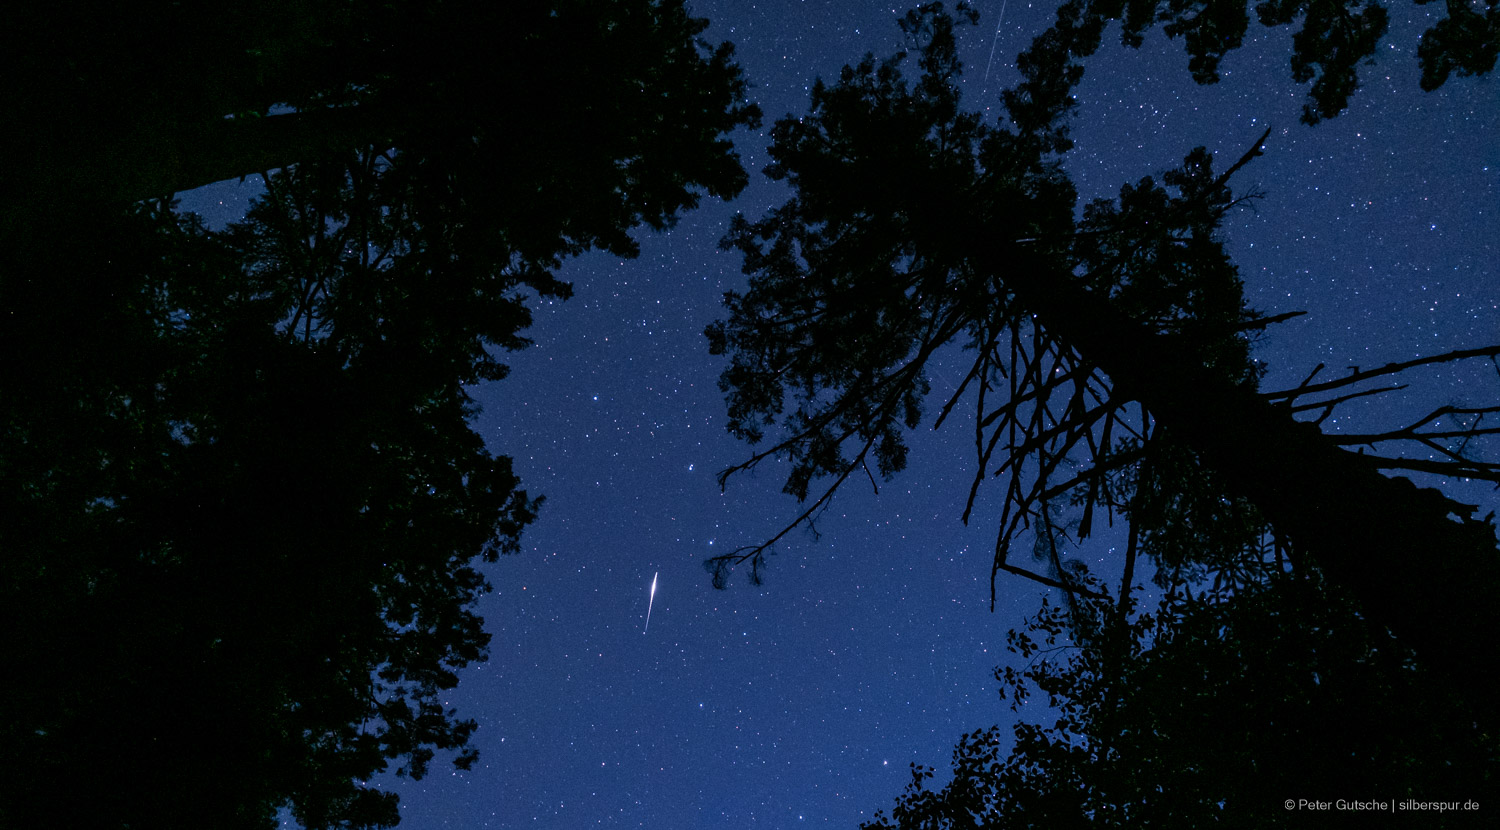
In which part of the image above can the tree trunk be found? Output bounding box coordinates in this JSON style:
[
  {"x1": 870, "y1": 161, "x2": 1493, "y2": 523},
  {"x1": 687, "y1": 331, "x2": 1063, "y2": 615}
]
[
  {"x1": 4, "y1": 105, "x2": 397, "y2": 242},
  {"x1": 965, "y1": 212, "x2": 1500, "y2": 713}
]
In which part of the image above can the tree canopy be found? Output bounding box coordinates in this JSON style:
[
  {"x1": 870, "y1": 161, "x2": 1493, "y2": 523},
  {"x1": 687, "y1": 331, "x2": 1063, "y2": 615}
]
[
  {"x1": 706, "y1": 2, "x2": 1498, "y2": 821},
  {"x1": 866, "y1": 573, "x2": 1491, "y2": 827},
  {"x1": 1021, "y1": 0, "x2": 1498, "y2": 123},
  {"x1": 0, "y1": 2, "x2": 758, "y2": 828},
  {"x1": 2, "y1": 0, "x2": 757, "y2": 231}
]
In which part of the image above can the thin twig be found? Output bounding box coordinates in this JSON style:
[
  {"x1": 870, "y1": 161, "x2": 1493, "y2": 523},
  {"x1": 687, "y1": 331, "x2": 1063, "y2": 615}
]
[{"x1": 1266, "y1": 345, "x2": 1500, "y2": 401}]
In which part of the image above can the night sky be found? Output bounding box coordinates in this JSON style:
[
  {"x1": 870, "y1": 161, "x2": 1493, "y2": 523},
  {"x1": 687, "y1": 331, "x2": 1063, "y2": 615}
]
[{"x1": 183, "y1": 2, "x2": 1497, "y2": 827}]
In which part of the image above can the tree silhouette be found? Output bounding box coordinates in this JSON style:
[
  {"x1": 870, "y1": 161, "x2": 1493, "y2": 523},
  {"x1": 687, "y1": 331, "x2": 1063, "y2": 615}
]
[
  {"x1": 704, "y1": 3, "x2": 1500, "y2": 806},
  {"x1": 1018, "y1": 0, "x2": 1497, "y2": 123},
  {"x1": 2, "y1": 0, "x2": 757, "y2": 230},
  {"x1": 863, "y1": 572, "x2": 1492, "y2": 828},
  {"x1": 0, "y1": 2, "x2": 758, "y2": 828}
]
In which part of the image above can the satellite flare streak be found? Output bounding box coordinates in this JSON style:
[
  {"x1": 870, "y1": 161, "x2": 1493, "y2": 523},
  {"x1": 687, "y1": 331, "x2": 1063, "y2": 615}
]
[{"x1": 982, "y1": 0, "x2": 1008, "y2": 83}]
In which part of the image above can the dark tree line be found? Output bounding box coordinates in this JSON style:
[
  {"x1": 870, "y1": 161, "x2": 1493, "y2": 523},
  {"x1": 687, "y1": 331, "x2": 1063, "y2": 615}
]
[
  {"x1": 704, "y1": 2, "x2": 1498, "y2": 824},
  {"x1": 1, "y1": 2, "x2": 757, "y2": 828}
]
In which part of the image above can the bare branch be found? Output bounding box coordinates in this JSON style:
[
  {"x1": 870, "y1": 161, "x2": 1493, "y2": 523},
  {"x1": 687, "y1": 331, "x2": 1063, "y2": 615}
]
[
  {"x1": 932, "y1": 337, "x2": 990, "y2": 430},
  {"x1": 706, "y1": 438, "x2": 870, "y2": 583},
  {"x1": 1288, "y1": 384, "x2": 1407, "y2": 423},
  {"x1": 1212, "y1": 126, "x2": 1274, "y2": 192},
  {"x1": 994, "y1": 562, "x2": 1110, "y2": 601},
  {"x1": 1233, "y1": 309, "x2": 1307, "y2": 332},
  {"x1": 1266, "y1": 345, "x2": 1500, "y2": 401},
  {"x1": 1360, "y1": 454, "x2": 1500, "y2": 484},
  {"x1": 1325, "y1": 405, "x2": 1500, "y2": 459},
  {"x1": 1035, "y1": 445, "x2": 1145, "y2": 507},
  {"x1": 1334, "y1": 424, "x2": 1500, "y2": 446}
]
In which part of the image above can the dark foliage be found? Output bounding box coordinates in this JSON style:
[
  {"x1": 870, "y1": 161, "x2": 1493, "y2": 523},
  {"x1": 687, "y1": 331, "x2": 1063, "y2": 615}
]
[
  {"x1": 706, "y1": 2, "x2": 1263, "y2": 602},
  {"x1": 2, "y1": 0, "x2": 759, "y2": 229},
  {"x1": 1024, "y1": 0, "x2": 1495, "y2": 123},
  {"x1": 1417, "y1": 0, "x2": 1500, "y2": 90},
  {"x1": 0, "y1": 2, "x2": 758, "y2": 828},
  {"x1": 706, "y1": 2, "x2": 1499, "y2": 822},
  {"x1": 864, "y1": 573, "x2": 1494, "y2": 828}
]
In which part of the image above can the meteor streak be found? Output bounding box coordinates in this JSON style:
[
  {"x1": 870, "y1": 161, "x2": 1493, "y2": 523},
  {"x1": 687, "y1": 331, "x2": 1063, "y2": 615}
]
[{"x1": 643, "y1": 571, "x2": 658, "y2": 634}]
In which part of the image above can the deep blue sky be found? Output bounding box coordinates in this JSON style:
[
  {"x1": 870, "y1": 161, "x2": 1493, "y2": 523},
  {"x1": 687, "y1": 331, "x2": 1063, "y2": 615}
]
[{"x1": 183, "y1": 2, "x2": 1498, "y2": 827}]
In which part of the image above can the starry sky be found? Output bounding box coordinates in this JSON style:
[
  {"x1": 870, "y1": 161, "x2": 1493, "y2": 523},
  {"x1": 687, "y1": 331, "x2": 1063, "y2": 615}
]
[{"x1": 186, "y1": 2, "x2": 1497, "y2": 827}]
